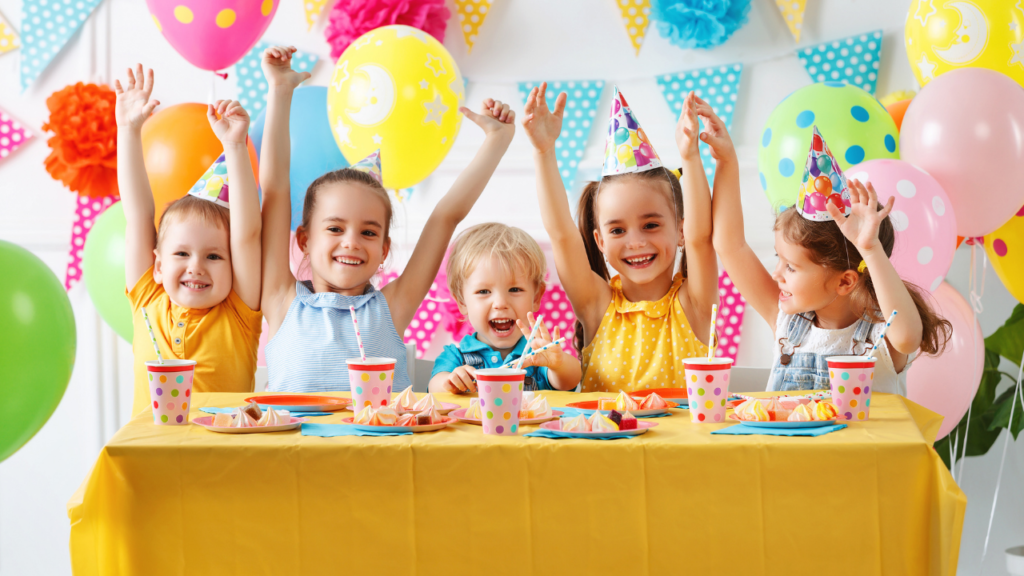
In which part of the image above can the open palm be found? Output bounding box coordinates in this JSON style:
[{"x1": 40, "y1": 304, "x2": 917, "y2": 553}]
[
  {"x1": 114, "y1": 64, "x2": 159, "y2": 130},
  {"x1": 207, "y1": 100, "x2": 250, "y2": 146},
  {"x1": 522, "y1": 82, "x2": 566, "y2": 155},
  {"x1": 827, "y1": 178, "x2": 894, "y2": 253}
]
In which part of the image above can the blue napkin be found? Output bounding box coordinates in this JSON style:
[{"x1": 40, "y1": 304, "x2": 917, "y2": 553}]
[
  {"x1": 523, "y1": 429, "x2": 634, "y2": 441},
  {"x1": 556, "y1": 407, "x2": 671, "y2": 419},
  {"x1": 711, "y1": 423, "x2": 848, "y2": 436},
  {"x1": 300, "y1": 423, "x2": 412, "y2": 437},
  {"x1": 200, "y1": 407, "x2": 332, "y2": 418}
]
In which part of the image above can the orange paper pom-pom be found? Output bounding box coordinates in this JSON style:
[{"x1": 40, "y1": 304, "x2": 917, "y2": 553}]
[{"x1": 41, "y1": 82, "x2": 118, "y2": 199}]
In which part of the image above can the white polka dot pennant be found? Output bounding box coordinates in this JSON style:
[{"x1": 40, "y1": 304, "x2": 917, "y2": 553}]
[
  {"x1": 19, "y1": 0, "x2": 103, "y2": 91},
  {"x1": 66, "y1": 195, "x2": 117, "y2": 290},
  {"x1": 798, "y1": 30, "x2": 882, "y2": 94},
  {"x1": 303, "y1": 0, "x2": 330, "y2": 30},
  {"x1": 0, "y1": 8, "x2": 21, "y2": 55},
  {"x1": 518, "y1": 80, "x2": 605, "y2": 194},
  {"x1": 656, "y1": 63, "x2": 742, "y2": 186},
  {"x1": 0, "y1": 108, "x2": 32, "y2": 161},
  {"x1": 234, "y1": 41, "x2": 319, "y2": 116},
  {"x1": 453, "y1": 0, "x2": 494, "y2": 53},
  {"x1": 716, "y1": 270, "x2": 746, "y2": 360}
]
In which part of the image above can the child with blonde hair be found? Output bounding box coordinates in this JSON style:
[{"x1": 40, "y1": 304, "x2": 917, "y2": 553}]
[
  {"x1": 116, "y1": 65, "x2": 263, "y2": 415},
  {"x1": 429, "y1": 223, "x2": 581, "y2": 393}
]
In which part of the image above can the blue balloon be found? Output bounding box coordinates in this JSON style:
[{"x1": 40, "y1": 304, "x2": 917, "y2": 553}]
[{"x1": 830, "y1": 172, "x2": 842, "y2": 191}]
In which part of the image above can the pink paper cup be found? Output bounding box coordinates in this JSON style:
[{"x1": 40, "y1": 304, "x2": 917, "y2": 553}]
[
  {"x1": 146, "y1": 360, "x2": 196, "y2": 425},
  {"x1": 827, "y1": 356, "x2": 876, "y2": 421},
  {"x1": 684, "y1": 357, "x2": 733, "y2": 423},
  {"x1": 347, "y1": 357, "x2": 396, "y2": 410},
  {"x1": 476, "y1": 368, "x2": 525, "y2": 436}
]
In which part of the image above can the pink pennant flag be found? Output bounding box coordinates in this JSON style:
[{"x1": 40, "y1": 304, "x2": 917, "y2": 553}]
[
  {"x1": 715, "y1": 270, "x2": 746, "y2": 359},
  {"x1": 0, "y1": 108, "x2": 31, "y2": 160},
  {"x1": 66, "y1": 195, "x2": 117, "y2": 290}
]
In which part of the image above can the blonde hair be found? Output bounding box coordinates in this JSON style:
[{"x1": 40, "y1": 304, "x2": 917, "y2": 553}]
[
  {"x1": 446, "y1": 223, "x2": 546, "y2": 306},
  {"x1": 157, "y1": 195, "x2": 231, "y2": 248}
]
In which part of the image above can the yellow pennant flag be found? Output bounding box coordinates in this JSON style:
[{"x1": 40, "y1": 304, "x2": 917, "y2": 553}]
[
  {"x1": 304, "y1": 0, "x2": 331, "y2": 30},
  {"x1": 0, "y1": 9, "x2": 20, "y2": 55},
  {"x1": 617, "y1": 0, "x2": 651, "y2": 56},
  {"x1": 454, "y1": 0, "x2": 494, "y2": 52},
  {"x1": 775, "y1": 0, "x2": 806, "y2": 43}
]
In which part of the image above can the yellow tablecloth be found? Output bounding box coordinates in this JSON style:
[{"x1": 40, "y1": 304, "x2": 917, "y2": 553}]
[{"x1": 68, "y1": 392, "x2": 965, "y2": 576}]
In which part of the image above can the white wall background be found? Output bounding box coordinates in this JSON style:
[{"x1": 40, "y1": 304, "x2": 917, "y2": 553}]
[{"x1": 0, "y1": 0, "x2": 1022, "y2": 573}]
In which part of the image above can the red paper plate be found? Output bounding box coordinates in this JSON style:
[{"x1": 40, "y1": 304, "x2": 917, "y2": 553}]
[
  {"x1": 244, "y1": 395, "x2": 352, "y2": 412},
  {"x1": 566, "y1": 400, "x2": 676, "y2": 417}
]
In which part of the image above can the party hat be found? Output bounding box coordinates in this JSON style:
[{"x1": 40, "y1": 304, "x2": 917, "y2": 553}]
[
  {"x1": 796, "y1": 126, "x2": 851, "y2": 222},
  {"x1": 187, "y1": 154, "x2": 231, "y2": 208},
  {"x1": 602, "y1": 87, "x2": 663, "y2": 177},
  {"x1": 350, "y1": 149, "x2": 383, "y2": 184}
]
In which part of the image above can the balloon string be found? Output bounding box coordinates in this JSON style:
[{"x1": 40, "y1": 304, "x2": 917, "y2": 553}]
[{"x1": 968, "y1": 243, "x2": 987, "y2": 314}]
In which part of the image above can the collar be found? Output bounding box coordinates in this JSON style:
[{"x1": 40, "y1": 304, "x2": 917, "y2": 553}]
[
  {"x1": 459, "y1": 332, "x2": 528, "y2": 358},
  {"x1": 610, "y1": 272, "x2": 683, "y2": 318},
  {"x1": 295, "y1": 280, "x2": 378, "y2": 310}
]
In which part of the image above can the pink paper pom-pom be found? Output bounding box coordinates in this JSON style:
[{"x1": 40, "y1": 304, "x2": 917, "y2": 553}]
[{"x1": 325, "y1": 0, "x2": 450, "y2": 61}]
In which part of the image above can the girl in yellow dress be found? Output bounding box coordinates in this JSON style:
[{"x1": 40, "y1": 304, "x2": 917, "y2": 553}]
[{"x1": 522, "y1": 84, "x2": 719, "y2": 393}]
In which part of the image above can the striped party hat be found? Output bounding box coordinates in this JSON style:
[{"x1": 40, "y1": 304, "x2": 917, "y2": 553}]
[{"x1": 350, "y1": 149, "x2": 383, "y2": 184}]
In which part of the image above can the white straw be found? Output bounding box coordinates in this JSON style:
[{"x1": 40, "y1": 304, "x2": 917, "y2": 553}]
[
  {"x1": 502, "y1": 337, "x2": 566, "y2": 368},
  {"x1": 707, "y1": 303, "x2": 718, "y2": 360},
  {"x1": 515, "y1": 314, "x2": 544, "y2": 371},
  {"x1": 868, "y1": 310, "x2": 898, "y2": 357},
  {"x1": 141, "y1": 307, "x2": 164, "y2": 364},
  {"x1": 349, "y1": 305, "x2": 366, "y2": 362}
]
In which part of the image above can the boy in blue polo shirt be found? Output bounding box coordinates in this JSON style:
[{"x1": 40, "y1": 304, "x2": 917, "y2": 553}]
[{"x1": 428, "y1": 223, "x2": 581, "y2": 393}]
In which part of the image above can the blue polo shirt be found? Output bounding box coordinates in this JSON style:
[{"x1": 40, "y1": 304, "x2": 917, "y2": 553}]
[{"x1": 431, "y1": 333, "x2": 555, "y2": 391}]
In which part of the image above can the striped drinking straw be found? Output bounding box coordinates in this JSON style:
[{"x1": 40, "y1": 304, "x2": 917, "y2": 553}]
[
  {"x1": 868, "y1": 310, "x2": 898, "y2": 357},
  {"x1": 707, "y1": 303, "x2": 719, "y2": 360},
  {"x1": 502, "y1": 337, "x2": 567, "y2": 368},
  {"x1": 349, "y1": 306, "x2": 367, "y2": 362},
  {"x1": 515, "y1": 314, "x2": 544, "y2": 371},
  {"x1": 141, "y1": 307, "x2": 164, "y2": 365}
]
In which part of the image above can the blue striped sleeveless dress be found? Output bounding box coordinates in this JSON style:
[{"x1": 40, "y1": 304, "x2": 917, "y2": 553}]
[{"x1": 265, "y1": 281, "x2": 411, "y2": 393}]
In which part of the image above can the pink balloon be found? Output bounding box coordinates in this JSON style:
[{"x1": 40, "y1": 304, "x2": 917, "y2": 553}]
[
  {"x1": 146, "y1": 0, "x2": 278, "y2": 71},
  {"x1": 900, "y1": 68, "x2": 1024, "y2": 238},
  {"x1": 846, "y1": 159, "x2": 957, "y2": 293},
  {"x1": 906, "y1": 282, "x2": 983, "y2": 440}
]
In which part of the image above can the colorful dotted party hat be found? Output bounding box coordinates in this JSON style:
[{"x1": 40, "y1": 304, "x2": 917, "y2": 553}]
[
  {"x1": 602, "y1": 87, "x2": 663, "y2": 177},
  {"x1": 350, "y1": 149, "x2": 383, "y2": 184},
  {"x1": 187, "y1": 154, "x2": 231, "y2": 208},
  {"x1": 797, "y1": 126, "x2": 851, "y2": 222}
]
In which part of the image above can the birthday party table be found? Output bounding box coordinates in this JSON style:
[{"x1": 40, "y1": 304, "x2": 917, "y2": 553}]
[{"x1": 68, "y1": 391, "x2": 965, "y2": 576}]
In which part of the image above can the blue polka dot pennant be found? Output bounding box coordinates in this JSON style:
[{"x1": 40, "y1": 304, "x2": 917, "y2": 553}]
[
  {"x1": 656, "y1": 63, "x2": 743, "y2": 185},
  {"x1": 797, "y1": 30, "x2": 882, "y2": 94},
  {"x1": 19, "y1": 0, "x2": 103, "y2": 91},
  {"x1": 518, "y1": 81, "x2": 605, "y2": 193},
  {"x1": 235, "y1": 41, "x2": 319, "y2": 116}
]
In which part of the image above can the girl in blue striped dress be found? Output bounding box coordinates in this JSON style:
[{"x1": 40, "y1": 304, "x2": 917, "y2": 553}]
[{"x1": 258, "y1": 46, "x2": 516, "y2": 392}]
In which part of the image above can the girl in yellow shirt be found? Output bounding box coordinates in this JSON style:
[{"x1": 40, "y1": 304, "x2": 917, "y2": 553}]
[{"x1": 523, "y1": 85, "x2": 719, "y2": 393}]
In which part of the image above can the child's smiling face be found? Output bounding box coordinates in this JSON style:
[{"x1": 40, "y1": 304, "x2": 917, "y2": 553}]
[
  {"x1": 594, "y1": 179, "x2": 682, "y2": 286},
  {"x1": 153, "y1": 218, "x2": 233, "y2": 309},
  {"x1": 299, "y1": 182, "x2": 390, "y2": 295},
  {"x1": 457, "y1": 255, "x2": 543, "y2": 352},
  {"x1": 772, "y1": 231, "x2": 843, "y2": 315}
]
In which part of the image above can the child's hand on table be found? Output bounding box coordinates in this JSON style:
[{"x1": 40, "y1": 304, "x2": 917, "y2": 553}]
[{"x1": 443, "y1": 365, "x2": 478, "y2": 394}]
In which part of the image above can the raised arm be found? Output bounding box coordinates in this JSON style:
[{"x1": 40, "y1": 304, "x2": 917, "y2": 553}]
[
  {"x1": 382, "y1": 99, "x2": 515, "y2": 334},
  {"x1": 522, "y1": 83, "x2": 612, "y2": 339},
  {"x1": 258, "y1": 46, "x2": 310, "y2": 328},
  {"x1": 206, "y1": 100, "x2": 261, "y2": 310},
  {"x1": 702, "y1": 97, "x2": 780, "y2": 329},
  {"x1": 114, "y1": 64, "x2": 161, "y2": 291},
  {"x1": 675, "y1": 92, "x2": 719, "y2": 344}
]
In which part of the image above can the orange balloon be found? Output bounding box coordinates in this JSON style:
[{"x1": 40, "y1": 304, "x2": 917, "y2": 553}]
[
  {"x1": 140, "y1": 103, "x2": 258, "y2": 227},
  {"x1": 813, "y1": 175, "x2": 833, "y2": 195},
  {"x1": 885, "y1": 99, "x2": 912, "y2": 133}
]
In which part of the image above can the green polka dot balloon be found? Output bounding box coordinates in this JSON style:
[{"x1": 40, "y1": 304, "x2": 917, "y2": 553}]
[{"x1": 758, "y1": 82, "x2": 898, "y2": 212}]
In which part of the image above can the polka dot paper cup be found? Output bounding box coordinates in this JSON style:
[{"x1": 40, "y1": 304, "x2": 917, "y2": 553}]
[
  {"x1": 827, "y1": 356, "x2": 875, "y2": 421},
  {"x1": 146, "y1": 360, "x2": 196, "y2": 425},
  {"x1": 684, "y1": 357, "x2": 733, "y2": 423},
  {"x1": 346, "y1": 358, "x2": 396, "y2": 410},
  {"x1": 476, "y1": 368, "x2": 525, "y2": 436}
]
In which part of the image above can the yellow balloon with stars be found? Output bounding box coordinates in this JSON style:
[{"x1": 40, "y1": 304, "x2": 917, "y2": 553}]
[
  {"x1": 905, "y1": 0, "x2": 1024, "y2": 89},
  {"x1": 327, "y1": 25, "x2": 464, "y2": 190}
]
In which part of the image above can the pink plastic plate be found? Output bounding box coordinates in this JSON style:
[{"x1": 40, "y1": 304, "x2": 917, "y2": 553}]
[
  {"x1": 539, "y1": 420, "x2": 657, "y2": 438},
  {"x1": 727, "y1": 414, "x2": 837, "y2": 428},
  {"x1": 192, "y1": 415, "x2": 308, "y2": 434},
  {"x1": 341, "y1": 416, "x2": 455, "y2": 433},
  {"x1": 449, "y1": 408, "x2": 564, "y2": 426},
  {"x1": 391, "y1": 402, "x2": 460, "y2": 415}
]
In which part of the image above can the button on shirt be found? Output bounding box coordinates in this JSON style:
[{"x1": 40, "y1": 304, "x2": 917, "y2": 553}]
[{"x1": 431, "y1": 333, "x2": 555, "y2": 391}]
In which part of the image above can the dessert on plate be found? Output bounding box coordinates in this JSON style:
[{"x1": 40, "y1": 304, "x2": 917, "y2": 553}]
[
  {"x1": 519, "y1": 392, "x2": 552, "y2": 419},
  {"x1": 639, "y1": 392, "x2": 668, "y2": 410},
  {"x1": 411, "y1": 393, "x2": 444, "y2": 412},
  {"x1": 209, "y1": 406, "x2": 291, "y2": 428},
  {"x1": 354, "y1": 405, "x2": 445, "y2": 426},
  {"x1": 390, "y1": 388, "x2": 418, "y2": 411}
]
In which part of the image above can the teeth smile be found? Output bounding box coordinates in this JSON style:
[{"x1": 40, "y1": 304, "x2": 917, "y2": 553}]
[
  {"x1": 490, "y1": 319, "x2": 514, "y2": 332},
  {"x1": 182, "y1": 281, "x2": 208, "y2": 290},
  {"x1": 335, "y1": 257, "x2": 363, "y2": 265},
  {"x1": 626, "y1": 255, "x2": 655, "y2": 264}
]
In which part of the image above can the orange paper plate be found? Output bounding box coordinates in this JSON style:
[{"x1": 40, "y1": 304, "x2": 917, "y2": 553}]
[
  {"x1": 244, "y1": 395, "x2": 352, "y2": 412},
  {"x1": 630, "y1": 388, "x2": 688, "y2": 400},
  {"x1": 567, "y1": 400, "x2": 679, "y2": 410}
]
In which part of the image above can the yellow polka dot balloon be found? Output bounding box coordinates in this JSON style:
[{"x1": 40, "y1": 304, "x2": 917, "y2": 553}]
[
  {"x1": 984, "y1": 206, "x2": 1024, "y2": 304},
  {"x1": 146, "y1": 0, "x2": 278, "y2": 71},
  {"x1": 327, "y1": 25, "x2": 465, "y2": 190},
  {"x1": 905, "y1": 0, "x2": 1024, "y2": 89}
]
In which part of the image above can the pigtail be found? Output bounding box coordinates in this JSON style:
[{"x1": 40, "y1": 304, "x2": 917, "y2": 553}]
[{"x1": 574, "y1": 180, "x2": 609, "y2": 355}]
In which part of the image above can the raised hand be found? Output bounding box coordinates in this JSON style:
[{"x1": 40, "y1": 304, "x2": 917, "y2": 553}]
[
  {"x1": 675, "y1": 92, "x2": 701, "y2": 161},
  {"x1": 114, "y1": 64, "x2": 159, "y2": 131},
  {"x1": 515, "y1": 312, "x2": 564, "y2": 370},
  {"x1": 827, "y1": 178, "x2": 895, "y2": 254},
  {"x1": 521, "y1": 83, "x2": 566, "y2": 155},
  {"x1": 261, "y1": 45, "x2": 311, "y2": 89},
  {"x1": 692, "y1": 95, "x2": 735, "y2": 163},
  {"x1": 207, "y1": 100, "x2": 250, "y2": 146},
  {"x1": 460, "y1": 98, "x2": 516, "y2": 140}
]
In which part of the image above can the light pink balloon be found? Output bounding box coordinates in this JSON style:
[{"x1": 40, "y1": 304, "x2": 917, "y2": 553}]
[
  {"x1": 847, "y1": 159, "x2": 957, "y2": 293},
  {"x1": 900, "y1": 68, "x2": 1024, "y2": 238},
  {"x1": 146, "y1": 0, "x2": 278, "y2": 71},
  {"x1": 906, "y1": 282, "x2": 983, "y2": 440}
]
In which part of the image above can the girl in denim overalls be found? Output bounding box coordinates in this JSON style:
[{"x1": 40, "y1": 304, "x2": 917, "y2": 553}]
[{"x1": 704, "y1": 124, "x2": 951, "y2": 395}]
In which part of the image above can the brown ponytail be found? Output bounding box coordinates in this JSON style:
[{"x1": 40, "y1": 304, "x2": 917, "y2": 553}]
[
  {"x1": 572, "y1": 166, "x2": 689, "y2": 355},
  {"x1": 774, "y1": 207, "x2": 952, "y2": 355}
]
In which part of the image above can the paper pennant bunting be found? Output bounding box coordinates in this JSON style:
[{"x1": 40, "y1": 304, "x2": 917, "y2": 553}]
[
  {"x1": 0, "y1": 108, "x2": 32, "y2": 160},
  {"x1": 518, "y1": 80, "x2": 605, "y2": 193},
  {"x1": 0, "y1": 9, "x2": 20, "y2": 55},
  {"x1": 775, "y1": 0, "x2": 807, "y2": 43},
  {"x1": 66, "y1": 195, "x2": 117, "y2": 290},
  {"x1": 715, "y1": 270, "x2": 745, "y2": 360},
  {"x1": 656, "y1": 63, "x2": 742, "y2": 185},
  {"x1": 303, "y1": 0, "x2": 332, "y2": 30},
  {"x1": 798, "y1": 30, "x2": 882, "y2": 94},
  {"x1": 235, "y1": 41, "x2": 318, "y2": 116},
  {"x1": 454, "y1": 0, "x2": 493, "y2": 52},
  {"x1": 617, "y1": 0, "x2": 652, "y2": 55},
  {"x1": 20, "y1": 0, "x2": 103, "y2": 90}
]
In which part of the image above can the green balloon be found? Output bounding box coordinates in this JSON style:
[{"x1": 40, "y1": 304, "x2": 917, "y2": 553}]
[
  {"x1": 816, "y1": 155, "x2": 832, "y2": 175},
  {"x1": 83, "y1": 203, "x2": 133, "y2": 341},
  {"x1": 757, "y1": 82, "x2": 899, "y2": 212},
  {"x1": 0, "y1": 241, "x2": 76, "y2": 463}
]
